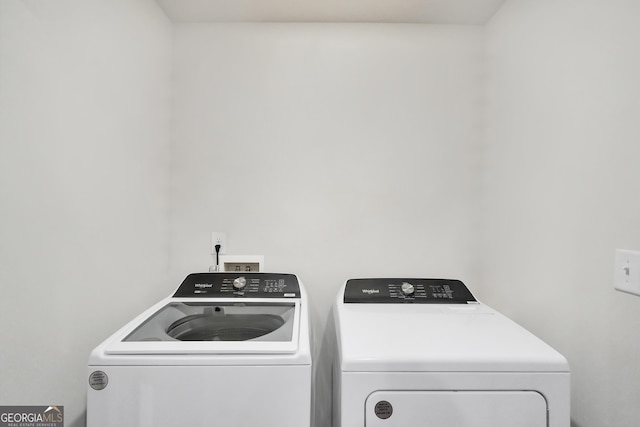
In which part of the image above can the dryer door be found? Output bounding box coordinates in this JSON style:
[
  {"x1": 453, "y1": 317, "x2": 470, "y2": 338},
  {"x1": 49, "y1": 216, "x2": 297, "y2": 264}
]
[{"x1": 365, "y1": 391, "x2": 547, "y2": 427}]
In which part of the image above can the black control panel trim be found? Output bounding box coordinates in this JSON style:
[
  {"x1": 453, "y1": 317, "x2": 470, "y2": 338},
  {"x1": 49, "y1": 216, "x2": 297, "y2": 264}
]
[
  {"x1": 173, "y1": 273, "x2": 300, "y2": 298},
  {"x1": 344, "y1": 278, "x2": 476, "y2": 304}
]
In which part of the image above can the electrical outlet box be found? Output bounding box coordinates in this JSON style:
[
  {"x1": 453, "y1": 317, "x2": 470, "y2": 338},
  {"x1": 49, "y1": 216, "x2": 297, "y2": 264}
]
[
  {"x1": 615, "y1": 249, "x2": 640, "y2": 296},
  {"x1": 219, "y1": 255, "x2": 264, "y2": 272},
  {"x1": 212, "y1": 232, "x2": 226, "y2": 255}
]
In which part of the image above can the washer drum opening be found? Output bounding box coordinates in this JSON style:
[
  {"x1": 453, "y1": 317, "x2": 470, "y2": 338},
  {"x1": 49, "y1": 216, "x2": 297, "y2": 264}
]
[{"x1": 166, "y1": 313, "x2": 286, "y2": 341}]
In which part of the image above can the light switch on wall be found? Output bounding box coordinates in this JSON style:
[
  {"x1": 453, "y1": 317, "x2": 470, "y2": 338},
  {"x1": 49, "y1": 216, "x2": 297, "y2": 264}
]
[{"x1": 615, "y1": 249, "x2": 640, "y2": 296}]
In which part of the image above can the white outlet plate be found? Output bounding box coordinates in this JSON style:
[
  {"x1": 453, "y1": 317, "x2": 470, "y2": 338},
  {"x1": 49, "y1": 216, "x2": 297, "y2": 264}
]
[
  {"x1": 615, "y1": 249, "x2": 640, "y2": 296},
  {"x1": 219, "y1": 255, "x2": 264, "y2": 272},
  {"x1": 211, "y1": 232, "x2": 226, "y2": 254}
]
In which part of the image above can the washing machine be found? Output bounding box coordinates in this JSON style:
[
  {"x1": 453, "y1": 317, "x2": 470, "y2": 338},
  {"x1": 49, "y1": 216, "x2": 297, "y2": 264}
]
[
  {"x1": 331, "y1": 278, "x2": 570, "y2": 427},
  {"x1": 87, "y1": 272, "x2": 312, "y2": 427}
]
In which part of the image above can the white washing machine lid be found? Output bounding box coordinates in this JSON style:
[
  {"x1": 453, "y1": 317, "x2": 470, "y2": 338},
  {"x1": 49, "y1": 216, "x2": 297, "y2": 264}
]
[
  {"x1": 336, "y1": 279, "x2": 569, "y2": 373},
  {"x1": 104, "y1": 297, "x2": 301, "y2": 355},
  {"x1": 89, "y1": 273, "x2": 312, "y2": 365}
]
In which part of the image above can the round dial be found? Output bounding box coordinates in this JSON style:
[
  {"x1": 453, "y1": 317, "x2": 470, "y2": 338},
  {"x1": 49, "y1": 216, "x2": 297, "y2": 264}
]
[
  {"x1": 233, "y1": 276, "x2": 247, "y2": 290},
  {"x1": 401, "y1": 282, "x2": 415, "y2": 296}
]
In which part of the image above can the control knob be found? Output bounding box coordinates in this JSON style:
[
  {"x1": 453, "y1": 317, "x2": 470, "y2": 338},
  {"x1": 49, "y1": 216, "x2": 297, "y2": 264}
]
[
  {"x1": 233, "y1": 276, "x2": 247, "y2": 290},
  {"x1": 401, "y1": 282, "x2": 415, "y2": 296}
]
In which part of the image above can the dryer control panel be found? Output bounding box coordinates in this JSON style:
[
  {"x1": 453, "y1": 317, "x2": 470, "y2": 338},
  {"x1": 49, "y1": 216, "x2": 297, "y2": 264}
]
[
  {"x1": 343, "y1": 278, "x2": 476, "y2": 304},
  {"x1": 173, "y1": 273, "x2": 300, "y2": 298}
]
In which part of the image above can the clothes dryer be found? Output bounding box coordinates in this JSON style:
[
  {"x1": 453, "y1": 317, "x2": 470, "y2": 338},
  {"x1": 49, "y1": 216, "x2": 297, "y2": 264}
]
[
  {"x1": 332, "y1": 278, "x2": 569, "y2": 427},
  {"x1": 87, "y1": 272, "x2": 311, "y2": 427}
]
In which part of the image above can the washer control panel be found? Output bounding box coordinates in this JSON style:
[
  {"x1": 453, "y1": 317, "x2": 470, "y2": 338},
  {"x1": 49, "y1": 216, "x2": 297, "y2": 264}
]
[
  {"x1": 173, "y1": 273, "x2": 300, "y2": 298},
  {"x1": 343, "y1": 278, "x2": 476, "y2": 304}
]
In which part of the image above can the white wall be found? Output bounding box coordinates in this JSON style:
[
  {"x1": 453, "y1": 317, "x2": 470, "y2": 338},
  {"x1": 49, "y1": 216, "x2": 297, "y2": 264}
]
[
  {"x1": 169, "y1": 23, "x2": 483, "y2": 333},
  {"x1": 0, "y1": 1, "x2": 172, "y2": 425},
  {"x1": 5, "y1": 2, "x2": 638, "y2": 425},
  {"x1": 483, "y1": 1, "x2": 640, "y2": 426}
]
